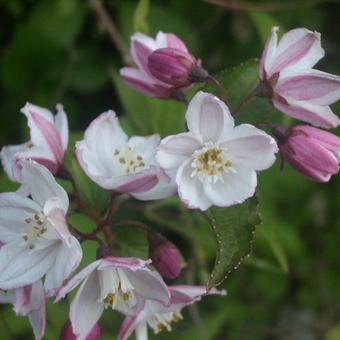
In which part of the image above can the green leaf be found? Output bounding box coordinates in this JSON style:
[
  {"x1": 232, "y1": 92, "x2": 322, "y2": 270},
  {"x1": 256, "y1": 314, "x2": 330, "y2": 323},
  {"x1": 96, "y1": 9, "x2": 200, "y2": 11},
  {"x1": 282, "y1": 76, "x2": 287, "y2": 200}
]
[
  {"x1": 326, "y1": 324, "x2": 340, "y2": 340},
  {"x1": 111, "y1": 69, "x2": 186, "y2": 136},
  {"x1": 206, "y1": 196, "x2": 261, "y2": 289},
  {"x1": 133, "y1": 0, "x2": 150, "y2": 33},
  {"x1": 205, "y1": 59, "x2": 277, "y2": 126},
  {"x1": 113, "y1": 225, "x2": 149, "y2": 259}
]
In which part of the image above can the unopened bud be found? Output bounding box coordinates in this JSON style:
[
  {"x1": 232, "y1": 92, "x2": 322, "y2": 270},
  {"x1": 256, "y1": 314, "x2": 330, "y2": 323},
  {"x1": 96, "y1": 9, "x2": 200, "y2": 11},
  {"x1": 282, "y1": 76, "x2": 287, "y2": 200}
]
[
  {"x1": 148, "y1": 232, "x2": 182, "y2": 279},
  {"x1": 277, "y1": 125, "x2": 340, "y2": 182},
  {"x1": 60, "y1": 320, "x2": 101, "y2": 340},
  {"x1": 148, "y1": 48, "x2": 208, "y2": 87}
]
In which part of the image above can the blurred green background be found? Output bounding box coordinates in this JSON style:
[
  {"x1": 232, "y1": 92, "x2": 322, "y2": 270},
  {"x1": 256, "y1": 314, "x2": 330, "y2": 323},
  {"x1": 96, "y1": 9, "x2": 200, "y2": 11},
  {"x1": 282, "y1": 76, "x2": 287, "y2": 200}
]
[{"x1": 1, "y1": 0, "x2": 340, "y2": 339}]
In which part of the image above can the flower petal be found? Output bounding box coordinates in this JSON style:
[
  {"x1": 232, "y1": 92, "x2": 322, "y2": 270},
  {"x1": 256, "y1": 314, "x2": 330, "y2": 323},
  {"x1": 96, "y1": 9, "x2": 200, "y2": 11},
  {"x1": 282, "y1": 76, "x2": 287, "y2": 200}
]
[
  {"x1": 202, "y1": 168, "x2": 257, "y2": 208},
  {"x1": 1, "y1": 143, "x2": 28, "y2": 182},
  {"x1": 221, "y1": 124, "x2": 278, "y2": 171},
  {"x1": 260, "y1": 26, "x2": 278, "y2": 80},
  {"x1": 276, "y1": 69, "x2": 340, "y2": 106},
  {"x1": 20, "y1": 160, "x2": 69, "y2": 212},
  {"x1": 273, "y1": 97, "x2": 340, "y2": 129},
  {"x1": 156, "y1": 132, "x2": 201, "y2": 170},
  {"x1": 267, "y1": 28, "x2": 324, "y2": 77},
  {"x1": 55, "y1": 260, "x2": 101, "y2": 302},
  {"x1": 127, "y1": 134, "x2": 160, "y2": 165},
  {"x1": 54, "y1": 104, "x2": 69, "y2": 152},
  {"x1": 21, "y1": 103, "x2": 63, "y2": 163},
  {"x1": 0, "y1": 243, "x2": 57, "y2": 290},
  {"x1": 70, "y1": 271, "x2": 103, "y2": 339},
  {"x1": 176, "y1": 158, "x2": 212, "y2": 210},
  {"x1": 186, "y1": 91, "x2": 234, "y2": 142},
  {"x1": 44, "y1": 237, "x2": 82, "y2": 297},
  {"x1": 98, "y1": 257, "x2": 151, "y2": 272},
  {"x1": 118, "y1": 315, "x2": 140, "y2": 340}
]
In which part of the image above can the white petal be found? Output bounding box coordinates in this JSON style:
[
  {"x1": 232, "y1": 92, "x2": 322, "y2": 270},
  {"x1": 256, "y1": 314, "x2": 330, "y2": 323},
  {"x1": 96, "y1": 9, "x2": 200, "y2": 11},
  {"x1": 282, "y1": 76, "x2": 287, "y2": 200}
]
[
  {"x1": 56, "y1": 260, "x2": 101, "y2": 302},
  {"x1": 127, "y1": 134, "x2": 160, "y2": 164},
  {"x1": 20, "y1": 161, "x2": 69, "y2": 212},
  {"x1": 260, "y1": 26, "x2": 278, "y2": 79},
  {"x1": 176, "y1": 159, "x2": 212, "y2": 210},
  {"x1": 54, "y1": 104, "x2": 69, "y2": 152},
  {"x1": 1, "y1": 143, "x2": 28, "y2": 182},
  {"x1": 0, "y1": 243, "x2": 57, "y2": 290},
  {"x1": 186, "y1": 91, "x2": 234, "y2": 142},
  {"x1": 44, "y1": 237, "x2": 82, "y2": 297},
  {"x1": 70, "y1": 271, "x2": 103, "y2": 339},
  {"x1": 156, "y1": 132, "x2": 201, "y2": 170},
  {"x1": 221, "y1": 124, "x2": 278, "y2": 171},
  {"x1": 203, "y1": 168, "x2": 257, "y2": 207}
]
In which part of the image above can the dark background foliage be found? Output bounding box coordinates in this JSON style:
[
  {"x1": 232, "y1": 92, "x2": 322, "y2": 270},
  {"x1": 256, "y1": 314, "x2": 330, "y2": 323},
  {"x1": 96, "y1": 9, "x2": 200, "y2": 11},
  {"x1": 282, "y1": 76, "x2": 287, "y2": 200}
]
[{"x1": 1, "y1": 0, "x2": 340, "y2": 339}]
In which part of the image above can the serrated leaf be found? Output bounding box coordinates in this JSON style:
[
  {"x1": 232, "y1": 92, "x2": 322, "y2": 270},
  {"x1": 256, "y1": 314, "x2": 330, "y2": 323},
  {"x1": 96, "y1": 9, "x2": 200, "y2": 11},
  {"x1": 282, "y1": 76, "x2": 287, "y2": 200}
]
[
  {"x1": 205, "y1": 59, "x2": 278, "y2": 126},
  {"x1": 206, "y1": 196, "x2": 261, "y2": 289}
]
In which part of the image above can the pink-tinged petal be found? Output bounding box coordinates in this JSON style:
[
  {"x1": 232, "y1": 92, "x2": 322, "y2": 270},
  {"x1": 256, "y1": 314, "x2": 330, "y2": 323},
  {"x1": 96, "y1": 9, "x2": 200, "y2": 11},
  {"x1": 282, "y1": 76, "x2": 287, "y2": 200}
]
[
  {"x1": 124, "y1": 268, "x2": 170, "y2": 304},
  {"x1": 120, "y1": 67, "x2": 171, "y2": 98},
  {"x1": 260, "y1": 26, "x2": 278, "y2": 80},
  {"x1": 281, "y1": 135, "x2": 339, "y2": 182},
  {"x1": 131, "y1": 33, "x2": 158, "y2": 73},
  {"x1": 98, "y1": 257, "x2": 151, "y2": 271},
  {"x1": 221, "y1": 124, "x2": 278, "y2": 171},
  {"x1": 1, "y1": 143, "x2": 28, "y2": 182},
  {"x1": 203, "y1": 168, "x2": 257, "y2": 208},
  {"x1": 44, "y1": 201, "x2": 69, "y2": 241},
  {"x1": 267, "y1": 28, "x2": 324, "y2": 77},
  {"x1": 0, "y1": 243, "x2": 58, "y2": 290},
  {"x1": 44, "y1": 237, "x2": 82, "y2": 297},
  {"x1": 170, "y1": 285, "x2": 226, "y2": 300},
  {"x1": 118, "y1": 315, "x2": 140, "y2": 340},
  {"x1": 14, "y1": 146, "x2": 59, "y2": 176},
  {"x1": 27, "y1": 280, "x2": 46, "y2": 340},
  {"x1": 294, "y1": 125, "x2": 340, "y2": 161},
  {"x1": 60, "y1": 319, "x2": 101, "y2": 340},
  {"x1": 21, "y1": 103, "x2": 64, "y2": 163},
  {"x1": 20, "y1": 160, "x2": 69, "y2": 212},
  {"x1": 13, "y1": 285, "x2": 33, "y2": 316},
  {"x1": 176, "y1": 158, "x2": 212, "y2": 210},
  {"x1": 77, "y1": 111, "x2": 128, "y2": 178},
  {"x1": 70, "y1": 271, "x2": 103, "y2": 340},
  {"x1": 276, "y1": 70, "x2": 340, "y2": 105},
  {"x1": 186, "y1": 91, "x2": 234, "y2": 142},
  {"x1": 273, "y1": 97, "x2": 340, "y2": 129},
  {"x1": 156, "y1": 132, "x2": 201, "y2": 170},
  {"x1": 165, "y1": 33, "x2": 188, "y2": 52},
  {"x1": 55, "y1": 104, "x2": 69, "y2": 152},
  {"x1": 55, "y1": 260, "x2": 101, "y2": 301}
]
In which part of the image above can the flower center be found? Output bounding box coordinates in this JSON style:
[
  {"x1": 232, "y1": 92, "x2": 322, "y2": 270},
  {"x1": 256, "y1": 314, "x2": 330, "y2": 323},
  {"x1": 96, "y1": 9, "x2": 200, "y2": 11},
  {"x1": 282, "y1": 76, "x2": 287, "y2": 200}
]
[
  {"x1": 22, "y1": 213, "x2": 54, "y2": 250},
  {"x1": 148, "y1": 311, "x2": 183, "y2": 334},
  {"x1": 113, "y1": 145, "x2": 145, "y2": 174},
  {"x1": 191, "y1": 142, "x2": 236, "y2": 183},
  {"x1": 99, "y1": 269, "x2": 137, "y2": 310}
]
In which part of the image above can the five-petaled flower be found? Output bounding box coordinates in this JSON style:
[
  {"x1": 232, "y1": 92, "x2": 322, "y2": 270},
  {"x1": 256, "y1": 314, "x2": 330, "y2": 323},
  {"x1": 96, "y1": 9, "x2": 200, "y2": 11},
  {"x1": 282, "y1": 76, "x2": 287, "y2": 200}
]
[
  {"x1": 0, "y1": 280, "x2": 45, "y2": 340},
  {"x1": 258, "y1": 27, "x2": 340, "y2": 129},
  {"x1": 118, "y1": 285, "x2": 226, "y2": 340},
  {"x1": 120, "y1": 31, "x2": 193, "y2": 100},
  {"x1": 156, "y1": 91, "x2": 278, "y2": 210},
  {"x1": 0, "y1": 161, "x2": 82, "y2": 295},
  {"x1": 1, "y1": 103, "x2": 68, "y2": 182},
  {"x1": 56, "y1": 257, "x2": 170, "y2": 340},
  {"x1": 76, "y1": 111, "x2": 176, "y2": 200}
]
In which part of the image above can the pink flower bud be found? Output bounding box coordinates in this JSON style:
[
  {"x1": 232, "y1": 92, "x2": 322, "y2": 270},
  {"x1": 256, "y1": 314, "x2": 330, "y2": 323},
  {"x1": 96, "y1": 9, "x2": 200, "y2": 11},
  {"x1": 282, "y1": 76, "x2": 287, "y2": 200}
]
[
  {"x1": 148, "y1": 233, "x2": 182, "y2": 279},
  {"x1": 274, "y1": 125, "x2": 340, "y2": 182},
  {"x1": 148, "y1": 48, "x2": 208, "y2": 87},
  {"x1": 60, "y1": 320, "x2": 101, "y2": 340}
]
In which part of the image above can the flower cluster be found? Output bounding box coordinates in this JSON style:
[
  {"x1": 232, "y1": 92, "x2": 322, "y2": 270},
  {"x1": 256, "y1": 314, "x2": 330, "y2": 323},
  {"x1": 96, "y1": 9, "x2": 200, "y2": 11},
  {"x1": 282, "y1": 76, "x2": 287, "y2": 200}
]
[{"x1": 0, "y1": 26, "x2": 339, "y2": 339}]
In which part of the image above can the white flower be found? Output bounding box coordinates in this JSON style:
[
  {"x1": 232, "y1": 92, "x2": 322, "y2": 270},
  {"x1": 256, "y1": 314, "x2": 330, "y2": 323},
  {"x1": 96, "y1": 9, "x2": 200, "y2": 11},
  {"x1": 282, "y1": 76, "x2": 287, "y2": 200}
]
[
  {"x1": 1, "y1": 103, "x2": 68, "y2": 182},
  {"x1": 0, "y1": 161, "x2": 82, "y2": 295},
  {"x1": 76, "y1": 111, "x2": 176, "y2": 200},
  {"x1": 118, "y1": 285, "x2": 226, "y2": 340},
  {"x1": 0, "y1": 280, "x2": 45, "y2": 340},
  {"x1": 156, "y1": 91, "x2": 278, "y2": 210},
  {"x1": 56, "y1": 257, "x2": 170, "y2": 340}
]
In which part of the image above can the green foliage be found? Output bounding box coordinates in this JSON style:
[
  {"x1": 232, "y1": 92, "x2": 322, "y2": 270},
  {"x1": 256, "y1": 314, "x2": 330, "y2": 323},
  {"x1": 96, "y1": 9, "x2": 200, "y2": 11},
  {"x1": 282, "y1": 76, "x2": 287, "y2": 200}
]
[
  {"x1": 133, "y1": 0, "x2": 150, "y2": 33},
  {"x1": 206, "y1": 197, "x2": 261, "y2": 289}
]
